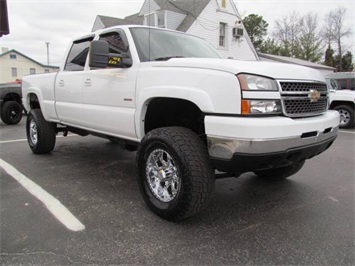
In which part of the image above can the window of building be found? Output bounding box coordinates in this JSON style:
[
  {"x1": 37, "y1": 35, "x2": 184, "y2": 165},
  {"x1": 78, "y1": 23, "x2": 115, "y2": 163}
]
[
  {"x1": 219, "y1": 23, "x2": 227, "y2": 47},
  {"x1": 64, "y1": 37, "x2": 93, "y2": 71},
  {"x1": 221, "y1": 0, "x2": 226, "y2": 8},
  {"x1": 144, "y1": 12, "x2": 166, "y2": 28},
  {"x1": 45, "y1": 69, "x2": 50, "y2": 73},
  {"x1": 11, "y1": 67, "x2": 17, "y2": 77},
  {"x1": 30, "y1": 68, "x2": 36, "y2": 75},
  {"x1": 157, "y1": 12, "x2": 166, "y2": 28},
  {"x1": 10, "y1": 54, "x2": 17, "y2": 59},
  {"x1": 145, "y1": 13, "x2": 155, "y2": 27}
]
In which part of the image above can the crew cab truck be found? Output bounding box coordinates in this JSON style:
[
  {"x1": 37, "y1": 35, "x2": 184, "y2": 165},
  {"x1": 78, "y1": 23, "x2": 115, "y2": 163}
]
[{"x1": 22, "y1": 26, "x2": 340, "y2": 221}]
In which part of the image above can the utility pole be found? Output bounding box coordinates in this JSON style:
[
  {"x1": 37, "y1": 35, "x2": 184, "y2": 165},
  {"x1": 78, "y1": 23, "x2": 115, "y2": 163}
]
[{"x1": 45, "y1": 42, "x2": 50, "y2": 65}]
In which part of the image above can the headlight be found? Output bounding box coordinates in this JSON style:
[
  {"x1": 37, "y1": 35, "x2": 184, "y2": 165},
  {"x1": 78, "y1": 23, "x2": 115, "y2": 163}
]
[
  {"x1": 237, "y1": 74, "x2": 278, "y2": 91},
  {"x1": 242, "y1": 100, "x2": 282, "y2": 115}
]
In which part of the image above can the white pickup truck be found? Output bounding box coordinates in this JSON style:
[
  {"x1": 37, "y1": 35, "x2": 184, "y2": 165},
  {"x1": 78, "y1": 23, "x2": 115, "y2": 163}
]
[
  {"x1": 22, "y1": 26, "x2": 339, "y2": 221},
  {"x1": 326, "y1": 77, "x2": 355, "y2": 128}
]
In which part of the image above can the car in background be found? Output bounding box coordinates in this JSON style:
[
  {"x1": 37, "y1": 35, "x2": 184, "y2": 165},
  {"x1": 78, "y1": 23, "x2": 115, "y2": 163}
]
[
  {"x1": 326, "y1": 77, "x2": 355, "y2": 128},
  {"x1": 0, "y1": 81, "x2": 23, "y2": 125},
  {"x1": 326, "y1": 72, "x2": 355, "y2": 91}
]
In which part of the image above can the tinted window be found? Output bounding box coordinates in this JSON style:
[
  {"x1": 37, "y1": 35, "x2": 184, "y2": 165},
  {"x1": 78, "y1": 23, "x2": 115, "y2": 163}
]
[
  {"x1": 64, "y1": 38, "x2": 93, "y2": 71},
  {"x1": 100, "y1": 32, "x2": 127, "y2": 54}
]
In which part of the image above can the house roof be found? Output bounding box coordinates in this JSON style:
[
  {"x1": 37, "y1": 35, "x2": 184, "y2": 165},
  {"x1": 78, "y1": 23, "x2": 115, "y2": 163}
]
[
  {"x1": 258, "y1": 53, "x2": 336, "y2": 71},
  {"x1": 152, "y1": 0, "x2": 210, "y2": 32},
  {"x1": 0, "y1": 49, "x2": 59, "y2": 68},
  {"x1": 95, "y1": 14, "x2": 143, "y2": 29}
]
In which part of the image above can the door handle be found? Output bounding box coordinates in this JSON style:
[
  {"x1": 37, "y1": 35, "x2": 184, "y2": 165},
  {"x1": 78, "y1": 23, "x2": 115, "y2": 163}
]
[
  {"x1": 84, "y1": 78, "x2": 92, "y2": 87},
  {"x1": 58, "y1": 80, "x2": 65, "y2": 87}
]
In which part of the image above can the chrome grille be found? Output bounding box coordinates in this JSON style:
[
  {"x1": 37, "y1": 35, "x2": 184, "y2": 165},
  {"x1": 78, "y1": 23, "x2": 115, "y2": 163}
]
[{"x1": 279, "y1": 82, "x2": 328, "y2": 117}]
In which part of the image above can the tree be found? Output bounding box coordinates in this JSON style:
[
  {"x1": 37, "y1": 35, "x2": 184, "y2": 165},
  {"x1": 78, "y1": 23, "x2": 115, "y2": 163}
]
[
  {"x1": 259, "y1": 38, "x2": 281, "y2": 55},
  {"x1": 273, "y1": 11, "x2": 301, "y2": 57},
  {"x1": 297, "y1": 13, "x2": 323, "y2": 62},
  {"x1": 242, "y1": 14, "x2": 268, "y2": 50},
  {"x1": 323, "y1": 7, "x2": 352, "y2": 71},
  {"x1": 335, "y1": 51, "x2": 354, "y2": 71},
  {"x1": 324, "y1": 45, "x2": 335, "y2": 67}
]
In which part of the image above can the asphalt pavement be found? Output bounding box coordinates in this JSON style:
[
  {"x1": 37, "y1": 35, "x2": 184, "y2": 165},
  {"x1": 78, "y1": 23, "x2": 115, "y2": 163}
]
[{"x1": 1, "y1": 117, "x2": 354, "y2": 265}]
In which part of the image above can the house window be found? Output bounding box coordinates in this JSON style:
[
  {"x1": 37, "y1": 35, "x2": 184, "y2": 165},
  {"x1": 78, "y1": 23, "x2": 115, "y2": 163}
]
[
  {"x1": 144, "y1": 12, "x2": 166, "y2": 28},
  {"x1": 146, "y1": 13, "x2": 155, "y2": 27},
  {"x1": 10, "y1": 54, "x2": 17, "y2": 59},
  {"x1": 157, "y1": 12, "x2": 165, "y2": 28},
  {"x1": 221, "y1": 0, "x2": 226, "y2": 8},
  {"x1": 45, "y1": 69, "x2": 50, "y2": 73},
  {"x1": 30, "y1": 68, "x2": 36, "y2": 75},
  {"x1": 219, "y1": 23, "x2": 227, "y2": 47},
  {"x1": 11, "y1": 67, "x2": 17, "y2": 77}
]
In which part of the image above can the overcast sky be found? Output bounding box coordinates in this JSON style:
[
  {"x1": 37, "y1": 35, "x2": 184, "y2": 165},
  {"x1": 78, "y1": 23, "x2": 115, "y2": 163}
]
[{"x1": 1, "y1": 0, "x2": 354, "y2": 66}]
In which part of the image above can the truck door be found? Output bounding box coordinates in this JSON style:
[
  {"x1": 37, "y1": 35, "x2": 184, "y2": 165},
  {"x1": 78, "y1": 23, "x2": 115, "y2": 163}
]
[
  {"x1": 55, "y1": 36, "x2": 93, "y2": 125},
  {"x1": 81, "y1": 30, "x2": 138, "y2": 140}
]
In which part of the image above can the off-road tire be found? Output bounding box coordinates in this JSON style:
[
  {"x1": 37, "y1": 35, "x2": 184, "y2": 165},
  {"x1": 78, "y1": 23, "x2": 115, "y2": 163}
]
[
  {"x1": 254, "y1": 161, "x2": 305, "y2": 181},
  {"x1": 334, "y1": 105, "x2": 354, "y2": 128},
  {"x1": 136, "y1": 127, "x2": 215, "y2": 221},
  {"x1": 1, "y1": 101, "x2": 23, "y2": 125},
  {"x1": 26, "y1": 109, "x2": 56, "y2": 154}
]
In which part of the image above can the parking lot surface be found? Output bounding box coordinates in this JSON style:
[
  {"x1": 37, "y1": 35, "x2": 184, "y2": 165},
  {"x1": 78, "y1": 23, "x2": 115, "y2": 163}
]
[{"x1": 1, "y1": 118, "x2": 354, "y2": 265}]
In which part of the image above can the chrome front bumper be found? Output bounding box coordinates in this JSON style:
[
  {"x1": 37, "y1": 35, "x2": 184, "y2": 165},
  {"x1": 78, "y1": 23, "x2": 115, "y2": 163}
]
[{"x1": 208, "y1": 126, "x2": 339, "y2": 160}]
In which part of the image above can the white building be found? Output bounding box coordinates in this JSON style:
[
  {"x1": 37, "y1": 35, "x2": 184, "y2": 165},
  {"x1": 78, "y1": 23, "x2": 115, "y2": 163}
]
[
  {"x1": 0, "y1": 48, "x2": 59, "y2": 83},
  {"x1": 92, "y1": 0, "x2": 258, "y2": 61}
]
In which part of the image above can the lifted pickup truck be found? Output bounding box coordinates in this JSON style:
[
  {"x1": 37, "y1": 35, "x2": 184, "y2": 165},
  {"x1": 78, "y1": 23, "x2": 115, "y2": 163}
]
[{"x1": 22, "y1": 26, "x2": 339, "y2": 221}]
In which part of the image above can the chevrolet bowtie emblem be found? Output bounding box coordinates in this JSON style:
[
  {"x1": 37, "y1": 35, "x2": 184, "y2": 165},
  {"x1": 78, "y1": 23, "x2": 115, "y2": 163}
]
[{"x1": 308, "y1": 89, "x2": 321, "y2": 102}]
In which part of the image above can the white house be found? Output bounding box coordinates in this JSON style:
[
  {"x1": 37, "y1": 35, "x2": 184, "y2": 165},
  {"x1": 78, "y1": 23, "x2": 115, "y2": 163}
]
[
  {"x1": 92, "y1": 0, "x2": 258, "y2": 61},
  {"x1": 0, "y1": 48, "x2": 59, "y2": 83}
]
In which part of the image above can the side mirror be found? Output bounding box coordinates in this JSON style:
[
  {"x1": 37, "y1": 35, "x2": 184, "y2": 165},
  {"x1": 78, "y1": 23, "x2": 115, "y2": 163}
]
[{"x1": 89, "y1": 40, "x2": 132, "y2": 68}]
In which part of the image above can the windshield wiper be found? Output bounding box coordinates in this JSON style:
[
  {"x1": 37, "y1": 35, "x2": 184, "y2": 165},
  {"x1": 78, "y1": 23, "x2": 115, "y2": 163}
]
[{"x1": 154, "y1": 56, "x2": 185, "y2": 61}]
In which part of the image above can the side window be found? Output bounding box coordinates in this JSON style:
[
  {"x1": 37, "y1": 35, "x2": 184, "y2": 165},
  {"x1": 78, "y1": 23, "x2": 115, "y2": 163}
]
[
  {"x1": 64, "y1": 38, "x2": 93, "y2": 71},
  {"x1": 99, "y1": 32, "x2": 127, "y2": 54}
]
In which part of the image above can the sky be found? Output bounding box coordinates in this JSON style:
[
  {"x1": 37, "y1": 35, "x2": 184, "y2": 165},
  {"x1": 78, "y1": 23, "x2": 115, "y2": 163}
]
[{"x1": 1, "y1": 0, "x2": 354, "y2": 66}]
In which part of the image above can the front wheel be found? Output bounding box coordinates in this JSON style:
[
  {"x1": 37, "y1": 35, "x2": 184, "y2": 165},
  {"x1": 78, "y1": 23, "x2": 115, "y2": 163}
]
[
  {"x1": 26, "y1": 109, "x2": 56, "y2": 154},
  {"x1": 136, "y1": 127, "x2": 215, "y2": 221},
  {"x1": 254, "y1": 161, "x2": 305, "y2": 181},
  {"x1": 334, "y1": 105, "x2": 354, "y2": 128}
]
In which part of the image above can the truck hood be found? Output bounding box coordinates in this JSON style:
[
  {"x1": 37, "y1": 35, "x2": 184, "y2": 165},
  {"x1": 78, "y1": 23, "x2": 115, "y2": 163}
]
[{"x1": 153, "y1": 58, "x2": 325, "y2": 82}]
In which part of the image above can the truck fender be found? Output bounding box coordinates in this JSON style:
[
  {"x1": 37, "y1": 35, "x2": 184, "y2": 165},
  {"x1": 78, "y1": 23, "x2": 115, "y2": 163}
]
[{"x1": 135, "y1": 86, "x2": 214, "y2": 140}]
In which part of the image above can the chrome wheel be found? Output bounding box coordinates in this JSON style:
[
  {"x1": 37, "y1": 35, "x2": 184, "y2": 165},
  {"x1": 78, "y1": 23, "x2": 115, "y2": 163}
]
[
  {"x1": 29, "y1": 120, "x2": 38, "y2": 145},
  {"x1": 338, "y1": 109, "x2": 350, "y2": 126},
  {"x1": 146, "y1": 149, "x2": 180, "y2": 203}
]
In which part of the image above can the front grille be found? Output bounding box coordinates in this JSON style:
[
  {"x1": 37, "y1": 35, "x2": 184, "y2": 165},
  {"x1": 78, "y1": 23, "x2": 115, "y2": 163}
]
[{"x1": 279, "y1": 82, "x2": 328, "y2": 117}]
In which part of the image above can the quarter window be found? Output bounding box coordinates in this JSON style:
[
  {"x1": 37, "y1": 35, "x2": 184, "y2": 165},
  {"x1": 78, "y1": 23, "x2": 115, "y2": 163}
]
[{"x1": 64, "y1": 37, "x2": 93, "y2": 71}]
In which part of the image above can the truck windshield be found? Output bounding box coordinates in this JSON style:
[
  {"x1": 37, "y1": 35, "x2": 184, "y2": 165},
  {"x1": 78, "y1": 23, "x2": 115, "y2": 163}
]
[{"x1": 130, "y1": 27, "x2": 222, "y2": 62}]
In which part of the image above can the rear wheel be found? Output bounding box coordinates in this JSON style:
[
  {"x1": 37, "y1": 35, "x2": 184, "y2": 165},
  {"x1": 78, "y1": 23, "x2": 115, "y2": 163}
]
[
  {"x1": 136, "y1": 127, "x2": 215, "y2": 221},
  {"x1": 26, "y1": 109, "x2": 56, "y2": 154},
  {"x1": 334, "y1": 105, "x2": 354, "y2": 128},
  {"x1": 254, "y1": 161, "x2": 305, "y2": 181},
  {"x1": 1, "y1": 101, "x2": 23, "y2": 125}
]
